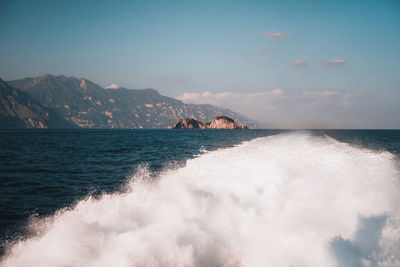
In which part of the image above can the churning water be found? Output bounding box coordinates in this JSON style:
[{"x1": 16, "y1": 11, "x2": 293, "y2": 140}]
[{"x1": 1, "y1": 130, "x2": 399, "y2": 266}]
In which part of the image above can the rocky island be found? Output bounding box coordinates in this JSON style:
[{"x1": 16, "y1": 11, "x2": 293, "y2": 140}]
[{"x1": 172, "y1": 116, "x2": 248, "y2": 129}]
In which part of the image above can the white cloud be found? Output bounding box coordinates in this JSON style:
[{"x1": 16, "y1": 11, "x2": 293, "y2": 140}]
[
  {"x1": 302, "y1": 90, "x2": 342, "y2": 97},
  {"x1": 262, "y1": 32, "x2": 290, "y2": 38},
  {"x1": 290, "y1": 59, "x2": 309, "y2": 69},
  {"x1": 321, "y1": 59, "x2": 348, "y2": 68},
  {"x1": 105, "y1": 84, "x2": 120, "y2": 89},
  {"x1": 271, "y1": 89, "x2": 283, "y2": 95},
  {"x1": 202, "y1": 91, "x2": 212, "y2": 97}
]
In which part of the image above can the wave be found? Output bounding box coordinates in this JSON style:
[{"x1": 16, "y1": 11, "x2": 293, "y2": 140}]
[{"x1": 2, "y1": 132, "x2": 400, "y2": 266}]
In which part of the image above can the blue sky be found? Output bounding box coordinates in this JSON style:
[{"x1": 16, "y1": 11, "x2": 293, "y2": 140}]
[{"x1": 1, "y1": 0, "x2": 399, "y2": 128}]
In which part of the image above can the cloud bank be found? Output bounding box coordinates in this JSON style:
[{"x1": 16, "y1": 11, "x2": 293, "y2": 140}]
[
  {"x1": 321, "y1": 59, "x2": 348, "y2": 68},
  {"x1": 177, "y1": 89, "x2": 365, "y2": 128},
  {"x1": 290, "y1": 59, "x2": 309, "y2": 68},
  {"x1": 262, "y1": 32, "x2": 290, "y2": 38}
]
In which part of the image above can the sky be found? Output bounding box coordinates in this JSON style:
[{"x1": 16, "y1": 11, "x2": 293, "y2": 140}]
[{"x1": 0, "y1": 0, "x2": 399, "y2": 128}]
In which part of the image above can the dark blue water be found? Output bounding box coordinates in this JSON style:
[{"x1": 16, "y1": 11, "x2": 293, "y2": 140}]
[{"x1": 0, "y1": 129, "x2": 399, "y2": 258}]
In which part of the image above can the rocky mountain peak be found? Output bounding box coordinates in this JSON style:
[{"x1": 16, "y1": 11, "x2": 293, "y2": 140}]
[
  {"x1": 33, "y1": 74, "x2": 54, "y2": 84},
  {"x1": 143, "y1": 88, "x2": 160, "y2": 95}
]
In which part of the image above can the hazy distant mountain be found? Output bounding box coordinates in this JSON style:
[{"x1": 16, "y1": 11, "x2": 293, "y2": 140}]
[
  {"x1": 3, "y1": 74, "x2": 258, "y2": 129},
  {"x1": 0, "y1": 78, "x2": 74, "y2": 129}
]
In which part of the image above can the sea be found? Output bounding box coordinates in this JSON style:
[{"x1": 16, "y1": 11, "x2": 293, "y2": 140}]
[{"x1": 0, "y1": 129, "x2": 399, "y2": 266}]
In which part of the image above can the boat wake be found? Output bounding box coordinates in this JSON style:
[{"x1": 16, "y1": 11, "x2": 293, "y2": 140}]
[{"x1": 2, "y1": 132, "x2": 400, "y2": 266}]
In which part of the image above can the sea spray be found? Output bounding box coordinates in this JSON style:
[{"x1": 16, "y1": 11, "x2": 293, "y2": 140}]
[{"x1": 1, "y1": 132, "x2": 399, "y2": 266}]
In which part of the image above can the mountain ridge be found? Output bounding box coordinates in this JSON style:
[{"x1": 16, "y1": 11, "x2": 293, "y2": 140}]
[
  {"x1": 0, "y1": 78, "x2": 75, "y2": 128},
  {"x1": 2, "y1": 74, "x2": 259, "y2": 129}
]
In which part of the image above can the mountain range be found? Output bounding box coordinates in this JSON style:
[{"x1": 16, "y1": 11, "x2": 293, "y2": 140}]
[{"x1": 0, "y1": 74, "x2": 258, "y2": 129}]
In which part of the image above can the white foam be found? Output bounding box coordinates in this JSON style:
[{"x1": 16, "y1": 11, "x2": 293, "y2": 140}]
[{"x1": 2, "y1": 132, "x2": 400, "y2": 267}]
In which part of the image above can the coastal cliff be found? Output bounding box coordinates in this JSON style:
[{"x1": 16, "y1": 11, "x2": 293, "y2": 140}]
[
  {"x1": 1, "y1": 74, "x2": 259, "y2": 129},
  {"x1": 173, "y1": 116, "x2": 248, "y2": 129}
]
